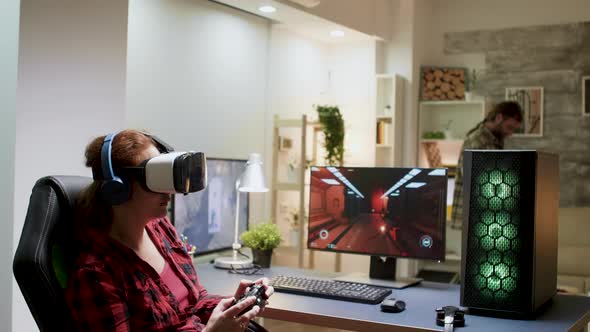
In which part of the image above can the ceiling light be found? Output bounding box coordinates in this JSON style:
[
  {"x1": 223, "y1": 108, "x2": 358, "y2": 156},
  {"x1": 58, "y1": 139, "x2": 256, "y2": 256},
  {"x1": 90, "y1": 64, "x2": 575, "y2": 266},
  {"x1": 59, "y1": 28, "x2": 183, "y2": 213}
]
[
  {"x1": 258, "y1": 5, "x2": 277, "y2": 13},
  {"x1": 330, "y1": 30, "x2": 345, "y2": 37}
]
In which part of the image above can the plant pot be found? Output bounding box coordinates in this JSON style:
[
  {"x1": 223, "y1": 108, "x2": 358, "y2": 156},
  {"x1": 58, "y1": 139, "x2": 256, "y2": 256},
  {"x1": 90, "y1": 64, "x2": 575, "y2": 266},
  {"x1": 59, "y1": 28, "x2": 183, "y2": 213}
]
[
  {"x1": 252, "y1": 249, "x2": 273, "y2": 268},
  {"x1": 465, "y1": 92, "x2": 473, "y2": 101}
]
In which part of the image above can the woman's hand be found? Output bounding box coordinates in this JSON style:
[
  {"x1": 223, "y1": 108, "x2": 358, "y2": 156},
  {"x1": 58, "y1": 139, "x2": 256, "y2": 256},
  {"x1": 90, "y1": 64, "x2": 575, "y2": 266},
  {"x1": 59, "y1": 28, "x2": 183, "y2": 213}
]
[
  {"x1": 204, "y1": 296, "x2": 259, "y2": 332},
  {"x1": 233, "y1": 278, "x2": 275, "y2": 313}
]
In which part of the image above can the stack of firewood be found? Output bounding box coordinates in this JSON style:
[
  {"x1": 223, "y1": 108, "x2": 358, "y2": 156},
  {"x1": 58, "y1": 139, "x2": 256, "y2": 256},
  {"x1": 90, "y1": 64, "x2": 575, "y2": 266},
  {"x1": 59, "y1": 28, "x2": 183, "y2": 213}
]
[{"x1": 421, "y1": 68, "x2": 465, "y2": 101}]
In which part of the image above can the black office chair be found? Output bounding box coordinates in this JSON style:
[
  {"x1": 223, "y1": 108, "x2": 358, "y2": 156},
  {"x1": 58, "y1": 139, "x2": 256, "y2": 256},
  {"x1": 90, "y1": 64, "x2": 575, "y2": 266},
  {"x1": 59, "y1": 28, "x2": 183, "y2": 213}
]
[{"x1": 13, "y1": 175, "x2": 92, "y2": 332}]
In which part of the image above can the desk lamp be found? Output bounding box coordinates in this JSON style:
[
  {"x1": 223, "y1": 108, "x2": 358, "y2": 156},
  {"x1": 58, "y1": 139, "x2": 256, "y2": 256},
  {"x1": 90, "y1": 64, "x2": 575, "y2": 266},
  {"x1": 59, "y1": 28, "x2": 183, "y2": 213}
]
[{"x1": 214, "y1": 153, "x2": 268, "y2": 269}]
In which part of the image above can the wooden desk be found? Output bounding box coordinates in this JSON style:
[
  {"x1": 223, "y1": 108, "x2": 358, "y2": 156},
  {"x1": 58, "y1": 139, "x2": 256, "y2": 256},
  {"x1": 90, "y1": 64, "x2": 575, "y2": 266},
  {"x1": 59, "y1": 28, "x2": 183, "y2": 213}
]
[{"x1": 194, "y1": 263, "x2": 590, "y2": 332}]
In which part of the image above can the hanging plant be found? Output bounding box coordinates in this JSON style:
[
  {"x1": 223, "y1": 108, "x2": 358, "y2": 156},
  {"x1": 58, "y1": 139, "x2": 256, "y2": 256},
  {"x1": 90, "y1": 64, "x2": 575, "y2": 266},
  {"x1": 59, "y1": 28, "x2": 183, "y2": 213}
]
[{"x1": 316, "y1": 105, "x2": 345, "y2": 166}]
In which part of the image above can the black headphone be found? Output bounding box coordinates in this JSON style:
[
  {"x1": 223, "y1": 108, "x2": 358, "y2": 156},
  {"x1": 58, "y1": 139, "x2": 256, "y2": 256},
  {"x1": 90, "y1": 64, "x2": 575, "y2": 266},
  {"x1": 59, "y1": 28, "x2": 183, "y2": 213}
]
[{"x1": 97, "y1": 131, "x2": 174, "y2": 205}]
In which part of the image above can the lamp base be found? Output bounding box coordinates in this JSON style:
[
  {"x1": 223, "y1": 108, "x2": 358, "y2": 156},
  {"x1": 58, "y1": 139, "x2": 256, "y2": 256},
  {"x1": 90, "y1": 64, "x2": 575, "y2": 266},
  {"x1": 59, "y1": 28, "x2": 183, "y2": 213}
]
[{"x1": 213, "y1": 255, "x2": 253, "y2": 269}]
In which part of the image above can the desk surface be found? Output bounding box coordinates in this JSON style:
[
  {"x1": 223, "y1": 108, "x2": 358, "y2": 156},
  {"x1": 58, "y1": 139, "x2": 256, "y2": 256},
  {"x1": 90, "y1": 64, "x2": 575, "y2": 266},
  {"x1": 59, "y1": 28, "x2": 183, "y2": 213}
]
[{"x1": 195, "y1": 263, "x2": 590, "y2": 332}]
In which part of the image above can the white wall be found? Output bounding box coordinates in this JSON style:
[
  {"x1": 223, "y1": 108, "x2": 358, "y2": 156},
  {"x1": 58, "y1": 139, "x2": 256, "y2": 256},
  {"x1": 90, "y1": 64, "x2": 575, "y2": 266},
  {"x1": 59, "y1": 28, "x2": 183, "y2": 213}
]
[
  {"x1": 265, "y1": 25, "x2": 331, "y2": 241},
  {"x1": 328, "y1": 40, "x2": 376, "y2": 167},
  {"x1": 384, "y1": 0, "x2": 418, "y2": 168},
  {"x1": 126, "y1": 0, "x2": 269, "y2": 159},
  {"x1": 410, "y1": 0, "x2": 433, "y2": 165},
  {"x1": 13, "y1": 1, "x2": 129, "y2": 330},
  {"x1": 0, "y1": 0, "x2": 20, "y2": 330},
  {"x1": 266, "y1": 26, "x2": 330, "y2": 121},
  {"x1": 126, "y1": 0, "x2": 270, "y2": 224}
]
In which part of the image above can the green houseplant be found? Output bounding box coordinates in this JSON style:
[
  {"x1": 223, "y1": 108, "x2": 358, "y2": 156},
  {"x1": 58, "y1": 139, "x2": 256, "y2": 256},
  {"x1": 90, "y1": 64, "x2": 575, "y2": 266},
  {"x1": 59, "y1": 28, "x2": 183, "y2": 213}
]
[
  {"x1": 240, "y1": 222, "x2": 282, "y2": 268},
  {"x1": 316, "y1": 105, "x2": 345, "y2": 166}
]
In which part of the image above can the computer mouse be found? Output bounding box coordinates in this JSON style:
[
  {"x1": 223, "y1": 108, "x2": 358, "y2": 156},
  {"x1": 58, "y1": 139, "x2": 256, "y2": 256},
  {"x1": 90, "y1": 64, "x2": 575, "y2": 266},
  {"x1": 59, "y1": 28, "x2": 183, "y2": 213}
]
[{"x1": 380, "y1": 298, "x2": 406, "y2": 313}]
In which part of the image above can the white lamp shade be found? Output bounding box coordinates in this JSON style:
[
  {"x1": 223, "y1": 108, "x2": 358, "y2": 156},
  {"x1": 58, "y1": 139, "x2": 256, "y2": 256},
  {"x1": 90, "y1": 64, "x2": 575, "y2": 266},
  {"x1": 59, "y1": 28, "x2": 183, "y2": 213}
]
[{"x1": 238, "y1": 153, "x2": 268, "y2": 192}]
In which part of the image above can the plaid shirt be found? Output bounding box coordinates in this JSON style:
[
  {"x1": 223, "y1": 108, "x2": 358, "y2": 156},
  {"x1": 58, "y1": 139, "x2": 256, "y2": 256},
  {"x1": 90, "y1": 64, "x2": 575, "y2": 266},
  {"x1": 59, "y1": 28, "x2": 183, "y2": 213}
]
[
  {"x1": 65, "y1": 217, "x2": 222, "y2": 331},
  {"x1": 451, "y1": 122, "x2": 503, "y2": 229}
]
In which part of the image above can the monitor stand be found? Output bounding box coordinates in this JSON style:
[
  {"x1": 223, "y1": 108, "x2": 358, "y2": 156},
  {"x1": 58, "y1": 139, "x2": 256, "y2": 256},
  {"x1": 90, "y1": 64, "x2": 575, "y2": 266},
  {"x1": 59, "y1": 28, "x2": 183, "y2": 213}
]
[{"x1": 333, "y1": 256, "x2": 423, "y2": 289}]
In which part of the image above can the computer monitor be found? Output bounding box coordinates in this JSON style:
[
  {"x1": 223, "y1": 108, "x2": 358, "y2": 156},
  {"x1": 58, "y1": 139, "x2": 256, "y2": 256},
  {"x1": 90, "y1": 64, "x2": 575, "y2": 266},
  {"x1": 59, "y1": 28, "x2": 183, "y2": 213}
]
[
  {"x1": 172, "y1": 158, "x2": 248, "y2": 256},
  {"x1": 308, "y1": 166, "x2": 447, "y2": 288}
]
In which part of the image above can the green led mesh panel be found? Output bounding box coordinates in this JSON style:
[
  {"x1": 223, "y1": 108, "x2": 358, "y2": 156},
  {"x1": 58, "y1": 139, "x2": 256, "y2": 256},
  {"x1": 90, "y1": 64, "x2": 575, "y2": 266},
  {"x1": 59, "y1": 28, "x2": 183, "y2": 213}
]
[{"x1": 463, "y1": 152, "x2": 533, "y2": 311}]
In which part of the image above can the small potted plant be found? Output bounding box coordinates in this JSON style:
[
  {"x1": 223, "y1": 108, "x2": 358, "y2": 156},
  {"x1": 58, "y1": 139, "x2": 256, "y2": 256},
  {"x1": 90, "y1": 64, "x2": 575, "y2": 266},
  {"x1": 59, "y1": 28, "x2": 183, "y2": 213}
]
[{"x1": 240, "y1": 222, "x2": 282, "y2": 268}]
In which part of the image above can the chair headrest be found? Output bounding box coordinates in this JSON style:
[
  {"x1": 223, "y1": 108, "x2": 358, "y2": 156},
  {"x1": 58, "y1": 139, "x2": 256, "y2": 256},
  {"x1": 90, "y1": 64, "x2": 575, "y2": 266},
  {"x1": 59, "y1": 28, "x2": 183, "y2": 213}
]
[
  {"x1": 13, "y1": 175, "x2": 92, "y2": 332},
  {"x1": 35, "y1": 176, "x2": 93, "y2": 212}
]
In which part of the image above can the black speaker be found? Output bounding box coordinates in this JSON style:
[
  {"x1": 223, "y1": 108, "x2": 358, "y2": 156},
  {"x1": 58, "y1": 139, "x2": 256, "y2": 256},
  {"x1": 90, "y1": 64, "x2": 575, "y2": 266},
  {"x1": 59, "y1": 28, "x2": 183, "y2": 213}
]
[{"x1": 460, "y1": 150, "x2": 559, "y2": 316}]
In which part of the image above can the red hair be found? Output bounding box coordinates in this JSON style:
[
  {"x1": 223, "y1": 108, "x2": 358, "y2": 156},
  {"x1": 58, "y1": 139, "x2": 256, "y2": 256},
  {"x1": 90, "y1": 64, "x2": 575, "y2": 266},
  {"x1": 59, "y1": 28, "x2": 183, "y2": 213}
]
[{"x1": 74, "y1": 129, "x2": 154, "y2": 245}]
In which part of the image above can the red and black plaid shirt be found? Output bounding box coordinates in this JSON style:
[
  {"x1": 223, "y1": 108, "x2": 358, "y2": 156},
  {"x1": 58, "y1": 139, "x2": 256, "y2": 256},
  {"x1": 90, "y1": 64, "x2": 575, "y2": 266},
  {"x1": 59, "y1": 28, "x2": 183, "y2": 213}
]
[{"x1": 65, "y1": 217, "x2": 222, "y2": 331}]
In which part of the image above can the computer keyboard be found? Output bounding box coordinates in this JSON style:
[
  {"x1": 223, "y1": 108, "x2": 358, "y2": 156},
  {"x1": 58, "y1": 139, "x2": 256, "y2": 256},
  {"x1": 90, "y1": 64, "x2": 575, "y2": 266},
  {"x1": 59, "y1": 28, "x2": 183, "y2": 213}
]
[{"x1": 270, "y1": 275, "x2": 392, "y2": 304}]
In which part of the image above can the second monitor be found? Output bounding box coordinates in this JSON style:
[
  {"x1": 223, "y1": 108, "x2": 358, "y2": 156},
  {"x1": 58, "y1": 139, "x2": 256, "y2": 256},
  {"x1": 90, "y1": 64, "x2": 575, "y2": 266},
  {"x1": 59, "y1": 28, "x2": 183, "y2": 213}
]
[
  {"x1": 173, "y1": 158, "x2": 248, "y2": 256},
  {"x1": 308, "y1": 166, "x2": 447, "y2": 288}
]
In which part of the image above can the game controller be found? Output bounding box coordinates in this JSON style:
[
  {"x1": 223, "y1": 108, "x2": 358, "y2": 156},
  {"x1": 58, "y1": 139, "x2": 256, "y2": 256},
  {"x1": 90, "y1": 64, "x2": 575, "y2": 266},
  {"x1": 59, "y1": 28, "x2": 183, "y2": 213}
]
[{"x1": 236, "y1": 284, "x2": 267, "y2": 315}]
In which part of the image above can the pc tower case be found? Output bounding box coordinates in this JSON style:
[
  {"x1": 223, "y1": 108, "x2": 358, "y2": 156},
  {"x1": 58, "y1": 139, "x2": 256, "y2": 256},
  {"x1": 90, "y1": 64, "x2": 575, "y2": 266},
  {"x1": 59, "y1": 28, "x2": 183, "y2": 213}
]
[{"x1": 460, "y1": 150, "x2": 559, "y2": 316}]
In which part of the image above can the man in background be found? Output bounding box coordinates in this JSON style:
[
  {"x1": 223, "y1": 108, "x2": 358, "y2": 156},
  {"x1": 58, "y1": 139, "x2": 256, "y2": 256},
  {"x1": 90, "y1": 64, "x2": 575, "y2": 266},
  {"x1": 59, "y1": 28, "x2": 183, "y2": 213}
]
[{"x1": 451, "y1": 101, "x2": 523, "y2": 229}]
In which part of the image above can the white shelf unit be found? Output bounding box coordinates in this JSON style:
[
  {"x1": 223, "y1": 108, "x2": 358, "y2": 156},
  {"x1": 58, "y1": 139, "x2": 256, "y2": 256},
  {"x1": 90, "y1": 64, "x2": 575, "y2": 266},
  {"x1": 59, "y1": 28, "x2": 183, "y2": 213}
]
[
  {"x1": 375, "y1": 74, "x2": 404, "y2": 167},
  {"x1": 418, "y1": 100, "x2": 486, "y2": 169},
  {"x1": 271, "y1": 115, "x2": 320, "y2": 269}
]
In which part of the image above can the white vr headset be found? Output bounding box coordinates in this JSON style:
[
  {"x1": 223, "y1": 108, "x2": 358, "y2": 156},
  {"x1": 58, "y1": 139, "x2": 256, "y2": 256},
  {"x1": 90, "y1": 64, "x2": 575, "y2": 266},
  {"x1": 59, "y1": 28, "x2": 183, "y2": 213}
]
[
  {"x1": 139, "y1": 151, "x2": 207, "y2": 194},
  {"x1": 95, "y1": 132, "x2": 207, "y2": 205}
]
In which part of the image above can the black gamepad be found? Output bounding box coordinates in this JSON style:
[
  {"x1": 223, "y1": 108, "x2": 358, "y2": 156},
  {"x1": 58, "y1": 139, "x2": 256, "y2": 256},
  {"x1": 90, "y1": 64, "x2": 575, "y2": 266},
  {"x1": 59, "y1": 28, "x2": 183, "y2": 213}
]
[{"x1": 236, "y1": 284, "x2": 267, "y2": 315}]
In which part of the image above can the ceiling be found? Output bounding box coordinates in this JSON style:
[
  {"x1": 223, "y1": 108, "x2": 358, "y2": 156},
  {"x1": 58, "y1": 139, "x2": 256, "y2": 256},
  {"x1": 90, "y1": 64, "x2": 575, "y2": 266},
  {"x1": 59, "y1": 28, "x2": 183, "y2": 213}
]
[{"x1": 211, "y1": 0, "x2": 374, "y2": 43}]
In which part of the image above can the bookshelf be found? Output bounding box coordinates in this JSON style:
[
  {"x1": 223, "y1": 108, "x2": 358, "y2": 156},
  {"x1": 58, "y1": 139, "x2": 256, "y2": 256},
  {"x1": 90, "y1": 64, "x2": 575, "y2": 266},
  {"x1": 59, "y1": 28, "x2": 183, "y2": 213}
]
[
  {"x1": 418, "y1": 100, "x2": 486, "y2": 170},
  {"x1": 375, "y1": 74, "x2": 403, "y2": 167}
]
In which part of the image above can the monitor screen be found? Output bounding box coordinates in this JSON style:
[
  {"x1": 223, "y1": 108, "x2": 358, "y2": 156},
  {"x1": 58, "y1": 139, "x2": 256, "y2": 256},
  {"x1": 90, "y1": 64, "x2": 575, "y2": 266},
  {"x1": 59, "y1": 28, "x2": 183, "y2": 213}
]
[
  {"x1": 172, "y1": 158, "x2": 248, "y2": 255},
  {"x1": 308, "y1": 166, "x2": 447, "y2": 260}
]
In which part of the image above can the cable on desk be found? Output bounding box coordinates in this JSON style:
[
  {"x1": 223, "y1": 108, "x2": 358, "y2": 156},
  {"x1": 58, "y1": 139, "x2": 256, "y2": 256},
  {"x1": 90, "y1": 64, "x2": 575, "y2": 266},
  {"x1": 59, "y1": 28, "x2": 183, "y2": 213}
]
[{"x1": 229, "y1": 264, "x2": 264, "y2": 276}]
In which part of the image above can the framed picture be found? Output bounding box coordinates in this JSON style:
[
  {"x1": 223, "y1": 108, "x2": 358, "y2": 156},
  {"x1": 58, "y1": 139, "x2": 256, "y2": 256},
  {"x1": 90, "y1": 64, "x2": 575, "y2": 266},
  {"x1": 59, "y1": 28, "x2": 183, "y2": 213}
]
[
  {"x1": 505, "y1": 86, "x2": 544, "y2": 137},
  {"x1": 420, "y1": 67, "x2": 467, "y2": 101},
  {"x1": 583, "y1": 76, "x2": 590, "y2": 117},
  {"x1": 278, "y1": 136, "x2": 293, "y2": 151}
]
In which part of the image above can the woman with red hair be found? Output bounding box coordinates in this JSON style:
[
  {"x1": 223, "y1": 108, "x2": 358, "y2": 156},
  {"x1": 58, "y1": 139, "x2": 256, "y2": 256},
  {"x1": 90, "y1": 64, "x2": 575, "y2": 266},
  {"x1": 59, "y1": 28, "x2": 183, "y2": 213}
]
[{"x1": 65, "y1": 129, "x2": 272, "y2": 332}]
